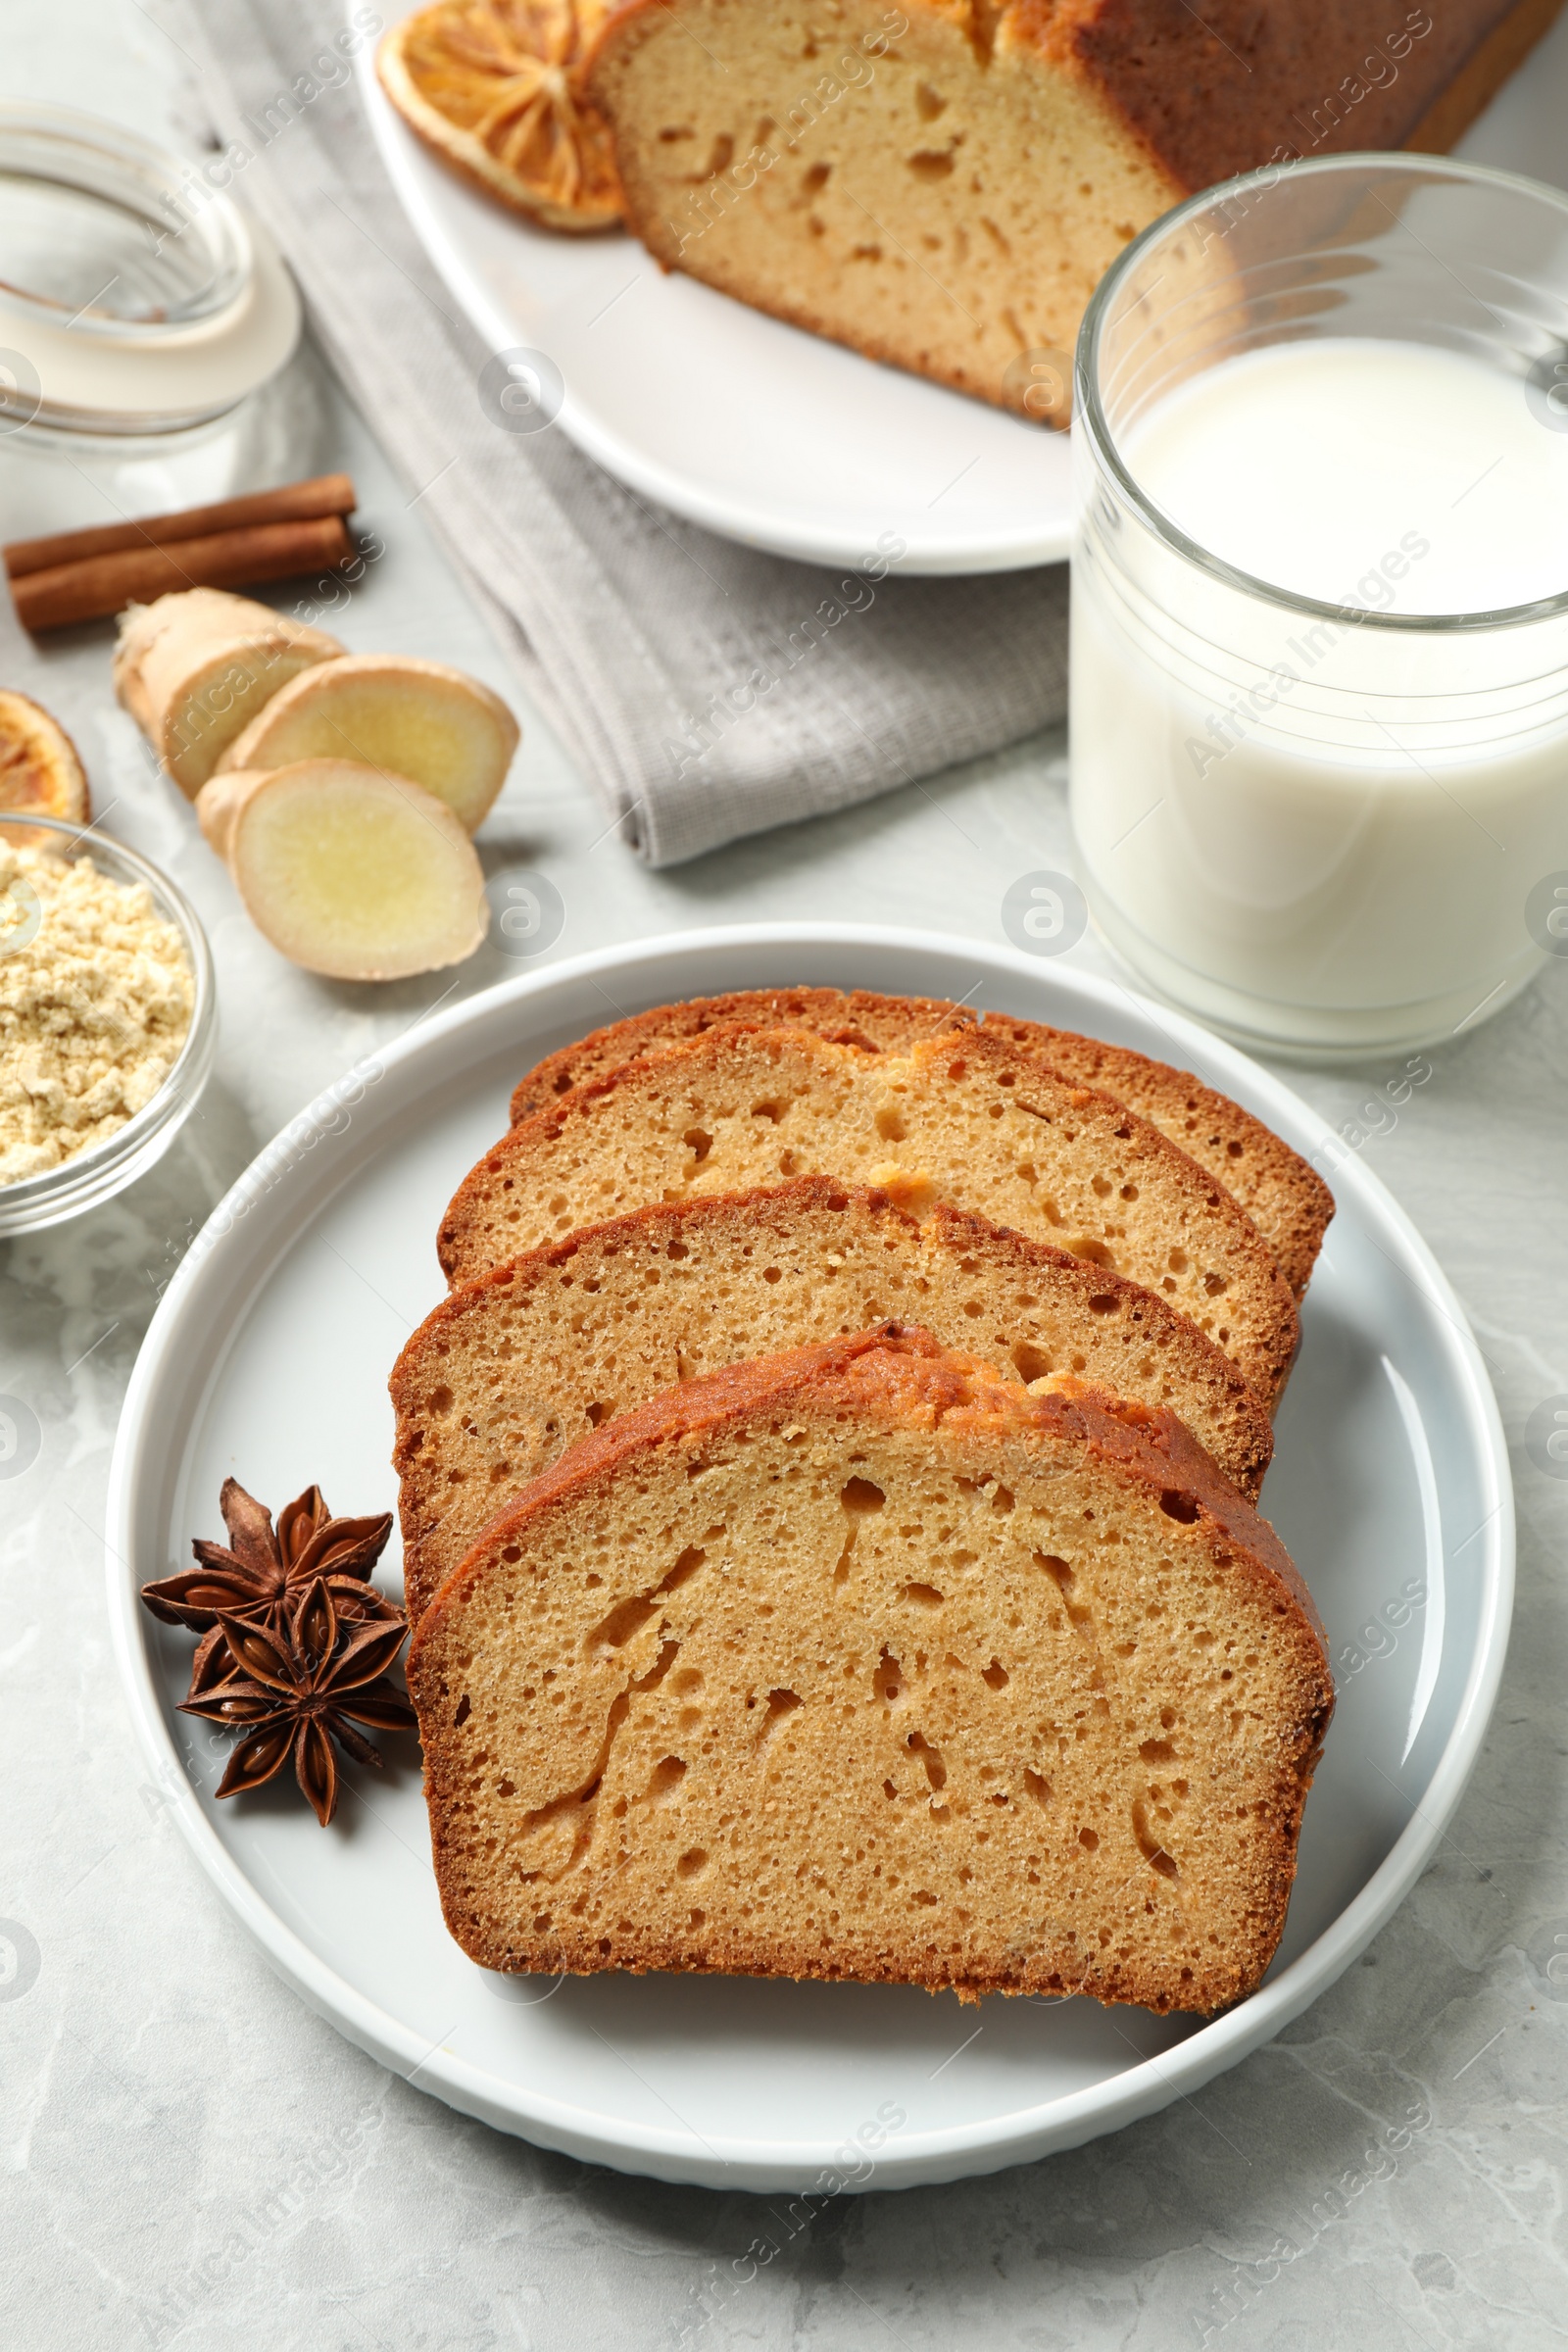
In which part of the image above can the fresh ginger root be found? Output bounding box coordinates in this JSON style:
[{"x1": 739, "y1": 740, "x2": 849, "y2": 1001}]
[
  {"x1": 114, "y1": 590, "x2": 345, "y2": 796},
  {"x1": 120, "y1": 588, "x2": 517, "y2": 979},
  {"x1": 196, "y1": 759, "x2": 489, "y2": 981},
  {"x1": 216, "y1": 652, "x2": 517, "y2": 832}
]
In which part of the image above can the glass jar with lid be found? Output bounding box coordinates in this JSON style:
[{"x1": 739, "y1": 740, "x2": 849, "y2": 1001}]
[{"x1": 0, "y1": 103, "x2": 324, "y2": 541}]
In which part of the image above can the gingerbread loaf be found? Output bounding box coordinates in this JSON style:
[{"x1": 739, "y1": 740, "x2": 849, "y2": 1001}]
[
  {"x1": 507, "y1": 987, "x2": 1333, "y2": 1298},
  {"x1": 409, "y1": 1326, "x2": 1333, "y2": 2010},
  {"x1": 392, "y1": 1176, "x2": 1276, "y2": 1622},
  {"x1": 584, "y1": 0, "x2": 1564, "y2": 414},
  {"x1": 437, "y1": 1021, "x2": 1300, "y2": 1402}
]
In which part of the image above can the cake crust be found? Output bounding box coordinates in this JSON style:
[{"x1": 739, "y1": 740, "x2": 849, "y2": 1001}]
[{"x1": 1045, "y1": 0, "x2": 1550, "y2": 193}]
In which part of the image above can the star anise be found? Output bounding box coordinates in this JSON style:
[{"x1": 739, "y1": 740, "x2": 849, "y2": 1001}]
[
  {"x1": 178, "y1": 1579, "x2": 416, "y2": 1827},
  {"x1": 141, "y1": 1479, "x2": 399, "y2": 1688}
]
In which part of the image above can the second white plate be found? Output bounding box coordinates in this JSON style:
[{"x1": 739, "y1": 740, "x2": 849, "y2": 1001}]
[{"x1": 354, "y1": 6, "x2": 1071, "y2": 574}]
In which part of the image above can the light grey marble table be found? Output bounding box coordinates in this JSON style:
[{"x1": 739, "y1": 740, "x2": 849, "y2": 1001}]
[{"x1": 5, "y1": 8, "x2": 1568, "y2": 2347}]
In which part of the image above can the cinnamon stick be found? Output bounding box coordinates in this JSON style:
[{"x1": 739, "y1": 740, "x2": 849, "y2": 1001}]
[
  {"x1": 11, "y1": 515, "x2": 357, "y2": 633},
  {"x1": 3, "y1": 473, "x2": 357, "y2": 581}
]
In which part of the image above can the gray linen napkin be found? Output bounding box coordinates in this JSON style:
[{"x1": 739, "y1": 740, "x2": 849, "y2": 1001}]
[{"x1": 178, "y1": 0, "x2": 1068, "y2": 866}]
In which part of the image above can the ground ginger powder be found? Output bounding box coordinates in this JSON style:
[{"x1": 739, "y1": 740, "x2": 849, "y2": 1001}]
[{"x1": 0, "y1": 841, "x2": 193, "y2": 1185}]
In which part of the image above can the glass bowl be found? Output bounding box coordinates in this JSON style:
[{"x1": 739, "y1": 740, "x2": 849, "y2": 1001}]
[{"x1": 0, "y1": 813, "x2": 216, "y2": 1236}]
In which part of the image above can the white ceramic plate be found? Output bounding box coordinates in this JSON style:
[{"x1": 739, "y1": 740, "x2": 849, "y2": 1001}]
[
  {"x1": 354, "y1": 6, "x2": 1071, "y2": 574},
  {"x1": 352, "y1": 8, "x2": 1568, "y2": 575},
  {"x1": 107, "y1": 927, "x2": 1512, "y2": 2191}
]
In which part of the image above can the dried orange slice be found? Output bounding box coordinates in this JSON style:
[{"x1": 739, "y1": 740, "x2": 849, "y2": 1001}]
[
  {"x1": 0, "y1": 690, "x2": 89, "y2": 823},
  {"x1": 378, "y1": 1, "x2": 623, "y2": 233}
]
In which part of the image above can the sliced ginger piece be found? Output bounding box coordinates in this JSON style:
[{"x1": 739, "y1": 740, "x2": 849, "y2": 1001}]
[
  {"x1": 194, "y1": 765, "x2": 267, "y2": 866},
  {"x1": 197, "y1": 759, "x2": 489, "y2": 981},
  {"x1": 378, "y1": 0, "x2": 622, "y2": 232},
  {"x1": 114, "y1": 589, "x2": 344, "y2": 797},
  {"x1": 0, "y1": 690, "x2": 89, "y2": 822},
  {"x1": 216, "y1": 653, "x2": 518, "y2": 834}
]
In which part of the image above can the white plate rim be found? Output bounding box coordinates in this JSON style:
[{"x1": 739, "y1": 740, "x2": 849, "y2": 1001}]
[
  {"x1": 105, "y1": 922, "x2": 1514, "y2": 2189},
  {"x1": 351, "y1": 21, "x2": 1073, "y2": 576}
]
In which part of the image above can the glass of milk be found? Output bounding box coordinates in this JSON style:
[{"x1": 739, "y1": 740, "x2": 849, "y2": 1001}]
[{"x1": 1070, "y1": 154, "x2": 1568, "y2": 1060}]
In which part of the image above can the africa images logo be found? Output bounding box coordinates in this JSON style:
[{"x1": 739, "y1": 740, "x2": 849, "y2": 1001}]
[{"x1": 1002, "y1": 871, "x2": 1089, "y2": 957}]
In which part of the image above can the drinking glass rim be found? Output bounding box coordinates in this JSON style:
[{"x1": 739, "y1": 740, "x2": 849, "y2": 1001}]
[{"x1": 1074, "y1": 149, "x2": 1568, "y2": 636}]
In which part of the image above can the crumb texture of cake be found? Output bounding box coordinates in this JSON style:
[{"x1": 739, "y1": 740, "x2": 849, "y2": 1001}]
[
  {"x1": 588, "y1": 0, "x2": 1182, "y2": 414},
  {"x1": 585, "y1": 0, "x2": 1553, "y2": 413},
  {"x1": 508, "y1": 988, "x2": 1332, "y2": 1298},
  {"x1": 439, "y1": 1023, "x2": 1299, "y2": 1400},
  {"x1": 410, "y1": 1327, "x2": 1333, "y2": 2011},
  {"x1": 393, "y1": 1177, "x2": 1275, "y2": 1620}
]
